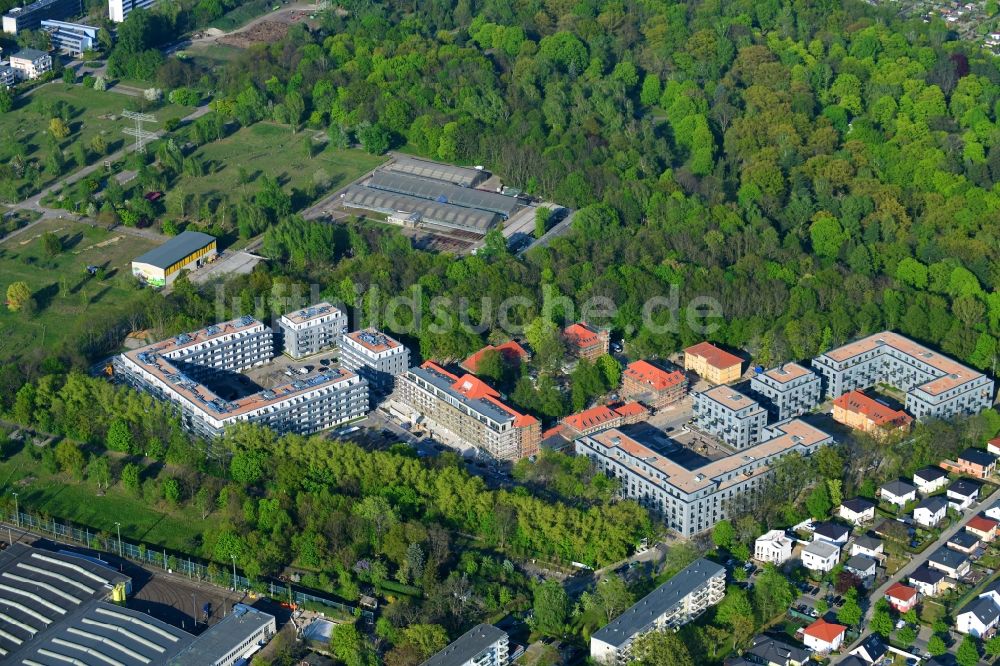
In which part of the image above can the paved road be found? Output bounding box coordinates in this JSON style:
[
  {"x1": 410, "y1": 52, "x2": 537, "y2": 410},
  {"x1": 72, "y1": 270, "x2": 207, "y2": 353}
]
[{"x1": 834, "y1": 493, "x2": 995, "y2": 662}]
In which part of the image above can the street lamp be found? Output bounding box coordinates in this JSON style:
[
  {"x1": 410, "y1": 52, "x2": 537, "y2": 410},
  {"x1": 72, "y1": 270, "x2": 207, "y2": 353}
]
[
  {"x1": 12, "y1": 492, "x2": 18, "y2": 528},
  {"x1": 115, "y1": 521, "x2": 123, "y2": 557}
]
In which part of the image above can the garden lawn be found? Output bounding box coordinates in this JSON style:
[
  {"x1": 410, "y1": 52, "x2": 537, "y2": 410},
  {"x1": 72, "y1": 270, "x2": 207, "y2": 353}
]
[
  {"x1": 0, "y1": 84, "x2": 187, "y2": 197},
  {"x1": 0, "y1": 218, "x2": 156, "y2": 361},
  {"x1": 176, "y1": 122, "x2": 386, "y2": 206},
  {"x1": 0, "y1": 446, "x2": 222, "y2": 555}
]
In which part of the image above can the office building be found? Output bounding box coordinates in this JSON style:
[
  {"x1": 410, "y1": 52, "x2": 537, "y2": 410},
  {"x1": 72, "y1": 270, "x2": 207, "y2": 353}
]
[
  {"x1": 621, "y1": 360, "x2": 688, "y2": 409},
  {"x1": 114, "y1": 316, "x2": 368, "y2": 438},
  {"x1": 41, "y1": 19, "x2": 96, "y2": 55},
  {"x1": 590, "y1": 558, "x2": 725, "y2": 664},
  {"x1": 108, "y1": 0, "x2": 155, "y2": 22},
  {"x1": 563, "y1": 321, "x2": 609, "y2": 362},
  {"x1": 692, "y1": 385, "x2": 768, "y2": 449},
  {"x1": 390, "y1": 362, "x2": 540, "y2": 461},
  {"x1": 339, "y1": 328, "x2": 410, "y2": 395},
  {"x1": 420, "y1": 624, "x2": 509, "y2": 666},
  {"x1": 576, "y1": 419, "x2": 833, "y2": 537},
  {"x1": 749, "y1": 362, "x2": 821, "y2": 420},
  {"x1": 277, "y1": 302, "x2": 346, "y2": 359},
  {"x1": 812, "y1": 331, "x2": 994, "y2": 420},
  {"x1": 2, "y1": 0, "x2": 80, "y2": 33},
  {"x1": 170, "y1": 604, "x2": 276, "y2": 666},
  {"x1": 131, "y1": 230, "x2": 217, "y2": 287},
  {"x1": 684, "y1": 341, "x2": 742, "y2": 384},
  {"x1": 9, "y1": 48, "x2": 51, "y2": 79},
  {"x1": 832, "y1": 390, "x2": 912, "y2": 436}
]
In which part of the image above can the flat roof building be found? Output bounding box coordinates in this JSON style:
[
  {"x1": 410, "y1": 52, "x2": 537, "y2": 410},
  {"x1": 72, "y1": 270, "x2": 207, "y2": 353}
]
[
  {"x1": 590, "y1": 558, "x2": 725, "y2": 664},
  {"x1": 131, "y1": 230, "x2": 217, "y2": 287},
  {"x1": 114, "y1": 315, "x2": 368, "y2": 438},
  {"x1": 41, "y1": 19, "x2": 96, "y2": 55},
  {"x1": 170, "y1": 604, "x2": 276, "y2": 666},
  {"x1": 420, "y1": 624, "x2": 509, "y2": 666},
  {"x1": 339, "y1": 328, "x2": 410, "y2": 397},
  {"x1": 2, "y1": 0, "x2": 80, "y2": 33},
  {"x1": 576, "y1": 419, "x2": 833, "y2": 537},
  {"x1": 278, "y1": 302, "x2": 346, "y2": 359},
  {"x1": 693, "y1": 385, "x2": 768, "y2": 449},
  {"x1": 749, "y1": 362, "x2": 821, "y2": 420},
  {"x1": 813, "y1": 332, "x2": 994, "y2": 421},
  {"x1": 109, "y1": 0, "x2": 155, "y2": 22},
  {"x1": 684, "y1": 341, "x2": 742, "y2": 385},
  {"x1": 383, "y1": 156, "x2": 488, "y2": 188},
  {"x1": 368, "y1": 170, "x2": 519, "y2": 218},
  {"x1": 343, "y1": 185, "x2": 501, "y2": 235},
  {"x1": 390, "y1": 361, "x2": 539, "y2": 461}
]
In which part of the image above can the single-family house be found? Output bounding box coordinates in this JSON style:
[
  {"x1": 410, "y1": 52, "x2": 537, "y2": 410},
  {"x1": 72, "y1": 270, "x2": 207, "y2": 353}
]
[
  {"x1": 754, "y1": 530, "x2": 794, "y2": 565},
  {"x1": 801, "y1": 540, "x2": 840, "y2": 573},
  {"x1": 880, "y1": 480, "x2": 917, "y2": 507},
  {"x1": 801, "y1": 619, "x2": 846, "y2": 655},
  {"x1": 745, "y1": 634, "x2": 810, "y2": 666},
  {"x1": 967, "y1": 515, "x2": 999, "y2": 542},
  {"x1": 940, "y1": 448, "x2": 998, "y2": 479},
  {"x1": 850, "y1": 535, "x2": 884, "y2": 560},
  {"x1": 985, "y1": 499, "x2": 1000, "y2": 522},
  {"x1": 849, "y1": 634, "x2": 888, "y2": 664},
  {"x1": 956, "y1": 597, "x2": 1000, "y2": 638},
  {"x1": 979, "y1": 579, "x2": 1000, "y2": 607},
  {"x1": 947, "y1": 529, "x2": 981, "y2": 556},
  {"x1": 908, "y1": 565, "x2": 947, "y2": 597},
  {"x1": 837, "y1": 657, "x2": 869, "y2": 666},
  {"x1": 948, "y1": 479, "x2": 981, "y2": 511},
  {"x1": 913, "y1": 466, "x2": 949, "y2": 495},
  {"x1": 839, "y1": 498, "x2": 876, "y2": 525},
  {"x1": 927, "y1": 546, "x2": 971, "y2": 578},
  {"x1": 843, "y1": 554, "x2": 876, "y2": 584},
  {"x1": 987, "y1": 437, "x2": 1000, "y2": 457},
  {"x1": 884, "y1": 582, "x2": 919, "y2": 613},
  {"x1": 913, "y1": 495, "x2": 948, "y2": 528},
  {"x1": 812, "y1": 522, "x2": 850, "y2": 545}
]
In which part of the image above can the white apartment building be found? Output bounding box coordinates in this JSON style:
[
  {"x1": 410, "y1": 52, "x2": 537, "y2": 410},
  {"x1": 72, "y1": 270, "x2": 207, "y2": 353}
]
[
  {"x1": 277, "y1": 302, "x2": 346, "y2": 359},
  {"x1": 108, "y1": 0, "x2": 155, "y2": 21},
  {"x1": 576, "y1": 419, "x2": 833, "y2": 537},
  {"x1": 0, "y1": 63, "x2": 14, "y2": 87},
  {"x1": 590, "y1": 559, "x2": 725, "y2": 664},
  {"x1": 692, "y1": 385, "x2": 768, "y2": 449},
  {"x1": 801, "y1": 540, "x2": 840, "y2": 573},
  {"x1": 812, "y1": 331, "x2": 994, "y2": 420},
  {"x1": 114, "y1": 316, "x2": 368, "y2": 438},
  {"x1": 754, "y1": 529, "x2": 793, "y2": 564},
  {"x1": 9, "y1": 48, "x2": 51, "y2": 79},
  {"x1": 340, "y1": 328, "x2": 410, "y2": 395},
  {"x1": 750, "y1": 362, "x2": 822, "y2": 420},
  {"x1": 420, "y1": 624, "x2": 508, "y2": 666}
]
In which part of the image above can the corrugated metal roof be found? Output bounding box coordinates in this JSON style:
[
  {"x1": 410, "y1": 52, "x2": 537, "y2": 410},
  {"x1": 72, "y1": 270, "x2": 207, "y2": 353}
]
[
  {"x1": 343, "y1": 185, "x2": 499, "y2": 232},
  {"x1": 383, "y1": 156, "x2": 486, "y2": 187},
  {"x1": 368, "y1": 171, "x2": 519, "y2": 217},
  {"x1": 132, "y1": 231, "x2": 216, "y2": 270}
]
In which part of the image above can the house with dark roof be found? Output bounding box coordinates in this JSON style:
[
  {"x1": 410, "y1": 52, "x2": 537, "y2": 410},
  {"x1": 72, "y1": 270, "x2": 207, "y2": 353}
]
[
  {"x1": 839, "y1": 498, "x2": 876, "y2": 525},
  {"x1": 812, "y1": 522, "x2": 850, "y2": 545},
  {"x1": 746, "y1": 634, "x2": 809, "y2": 666},
  {"x1": 956, "y1": 597, "x2": 1000, "y2": 637},
  {"x1": 844, "y1": 554, "x2": 877, "y2": 583},
  {"x1": 927, "y1": 546, "x2": 971, "y2": 578},
  {"x1": 849, "y1": 633, "x2": 888, "y2": 664},
  {"x1": 880, "y1": 480, "x2": 917, "y2": 507},
  {"x1": 948, "y1": 479, "x2": 981, "y2": 511},
  {"x1": 850, "y1": 535, "x2": 884, "y2": 560},
  {"x1": 940, "y1": 447, "x2": 998, "y2": 479},
  {"x1": 947, "y1": 529, "x2": 982, "y2": 556},
  {"x1": 914, "y1": 495, "x2": 948, "y2": 528},
  {"x1": 913, "y1": 466, "x2": 949, "y2": 495},
  {"x1": 909, "y1": 565, "x2": 948, "y2": 597}
]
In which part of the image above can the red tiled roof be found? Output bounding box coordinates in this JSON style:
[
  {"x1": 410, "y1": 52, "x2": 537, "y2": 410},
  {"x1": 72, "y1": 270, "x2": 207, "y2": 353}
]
[
  {"x1": 612, "y1": 401, "x2": 648, "y2": 418},
  {"x1": 885, "y1": 582, "x2": 918, "y2": 602},
  {"x1": 833, "y1": 390, "x2": 913, "y2": 427},
  {"x1": 684, "y1": 341, "x2": 742, "y2": 370},
  {"x1": 803, "y1": 619, "x2": 846, "y2": 643},
  {"x1": 421, "y1": 361, "x2": 537, "y2": 428},
  {"x1": 542, "y1": 424, "x2": 567, "y2": 439},
  {"x1": 563, "y1": 404, "x2": 620, "y2": 431},
  {"x1": 623, "y1": 360, "x2": 686, "y2": 391},
  {"x1": 968, "y1": 515, "x2": 999, "y2": 532},
  {"x1": 461, "y1": 341, "x2": 528, "y2": 374},
  {"x1": 563, "y1": 322, "x2": 602, "y2": 349}
]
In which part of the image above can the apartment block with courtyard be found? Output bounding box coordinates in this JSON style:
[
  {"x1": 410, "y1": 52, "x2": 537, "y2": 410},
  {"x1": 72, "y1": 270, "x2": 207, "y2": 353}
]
[
  {"x1": 277, "y1": 302, "x2": 347, "y2": 359},
  {"x1": 749, "y1": 362, "x2": 822, "y2": 420},
  {"x1": 692, "y1": 385, "x2": 768, "y2": 449},
  {"x1": 575, "y1": 419, "x2": 833, "y2": 537},
  {"x1": 812, "y1": 331, "x2": 994, "y2": 420},
  {"x1": 389, "y1": 362, "x2": 540, "y2": 461},
  {"x1": 113, "y1": 316, "x2": 368, "y2": 438}
]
